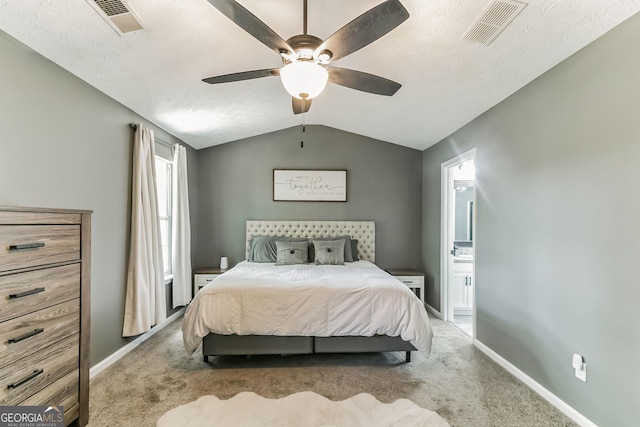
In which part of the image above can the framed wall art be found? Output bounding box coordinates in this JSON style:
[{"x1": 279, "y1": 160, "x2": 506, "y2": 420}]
[{"x1": 273, "y1": 169, "x2": 347, "y2": 202}]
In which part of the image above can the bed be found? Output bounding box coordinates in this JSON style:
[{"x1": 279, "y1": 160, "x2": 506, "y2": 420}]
[{"x1": 182, "y1": 221, "x2": 433, "y2": 363}]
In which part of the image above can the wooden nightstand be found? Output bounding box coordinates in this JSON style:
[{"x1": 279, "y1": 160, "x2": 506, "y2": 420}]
[
  {"x1": 193, "y1": 267, "x2": 226, "y2": 297},
  {"x1": 386, "y1": 269, "x2": 425, "y2": 305}
]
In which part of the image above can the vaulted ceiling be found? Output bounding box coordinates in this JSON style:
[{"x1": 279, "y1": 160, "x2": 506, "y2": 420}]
[{"x1": 1, "y1": 1, "x2": 639, "y2": 150}]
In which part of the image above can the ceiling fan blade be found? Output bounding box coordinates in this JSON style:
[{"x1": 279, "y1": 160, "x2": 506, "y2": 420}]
[
  {"x1": 202, "y1": 68, "x2": 280, "y2": 84},
  {"x1": 206, "y1": 0, "x2": 294, "y2": 56},
  {"x1": 316, "y1": 0, "x2": 409, "y2": 62},
  {"x1": 327, "y1": 67, "x2": 401, "y2": 96},
  {"x1": 292, "y1": 97, "x2": 312, "y2": 114}
]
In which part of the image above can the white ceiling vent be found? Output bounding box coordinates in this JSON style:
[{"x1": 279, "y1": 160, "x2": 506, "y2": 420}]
[
  {"x1": 86, "y1": 0, "x2": 145, "y2": 35},
  {"x1": 463, "y1": 0, "x2": 527, "y2": 46}
]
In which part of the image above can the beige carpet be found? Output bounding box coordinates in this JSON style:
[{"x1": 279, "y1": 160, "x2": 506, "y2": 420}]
[
  {"x1": 157, "y1": 391, "x2": 451, "y2": 427},
  {"x1": 89, "y1": 315, "x2": 577, "y2": 427}
]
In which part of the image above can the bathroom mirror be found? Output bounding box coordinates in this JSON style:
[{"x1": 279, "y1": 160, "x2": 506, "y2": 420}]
[{"x1": 454, "y1": 182, "x2": 474, "y2": 242}]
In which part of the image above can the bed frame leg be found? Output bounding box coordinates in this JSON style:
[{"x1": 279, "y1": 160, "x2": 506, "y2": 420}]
[
  {"x1": 405, "y1": 351, "x2": 411, "y2": 363},
  {"x1": 203, "y1": 355, "x2": 209, "y2": 363}
]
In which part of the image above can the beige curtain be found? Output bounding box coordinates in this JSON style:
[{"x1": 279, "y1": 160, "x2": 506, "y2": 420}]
[
  {"x1": 171, "y1": 144, "x2": 192, "y2": 307},
  {"x1": 123, "y1": 124, "x2": 166, "y2": 337}
]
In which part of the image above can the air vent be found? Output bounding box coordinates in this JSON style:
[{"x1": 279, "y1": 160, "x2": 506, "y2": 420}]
[
  {"x1": 86, "y1": 0, "x2": 145, "y2": 35},
  {"x1": 463, "y1": 0, "x2": 527, "y2": 46}
]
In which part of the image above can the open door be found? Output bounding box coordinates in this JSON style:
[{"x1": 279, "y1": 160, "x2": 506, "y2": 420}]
[{"x1": 440, "y1": 149, "x2": 476, "y2": 337}]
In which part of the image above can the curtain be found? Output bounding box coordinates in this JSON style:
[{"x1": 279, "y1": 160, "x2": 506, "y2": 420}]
[
  {"x1": 122, "y1": 124, "x2": 166, "y2": 337},
  {"x1": 171, "y1": 144, "x2": 192, "y2": 307}
]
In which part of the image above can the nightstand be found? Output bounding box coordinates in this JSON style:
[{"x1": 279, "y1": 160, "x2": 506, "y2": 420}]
[
  {"x1": 193, "y1": 267, "x2": 226, "y2": 297},
  {"x1": 386, "y1": 269, "x2": 425, "y2": 305}
]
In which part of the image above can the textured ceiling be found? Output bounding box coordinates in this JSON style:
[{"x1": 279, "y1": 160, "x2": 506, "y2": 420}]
[{"x1": 1, "y1": 0, "x2": 639, "y2": 150}]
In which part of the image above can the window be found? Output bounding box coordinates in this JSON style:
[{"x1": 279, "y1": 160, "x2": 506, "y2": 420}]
[{"x1": 155, "y1": 157, "x2": 173, "y2": 277}]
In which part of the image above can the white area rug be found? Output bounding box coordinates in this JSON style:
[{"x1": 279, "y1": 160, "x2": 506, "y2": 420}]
[{"x1": 157, "y1": 391, "x2": 451, "y2": 427}]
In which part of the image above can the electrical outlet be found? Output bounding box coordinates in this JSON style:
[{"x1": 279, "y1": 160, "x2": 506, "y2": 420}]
[
  {"x1": 572, "y1": 353, "x2": 587, "y2": 382},
  {"x1": 575, "y1": 363, "x2": 587, "y2": 382}
]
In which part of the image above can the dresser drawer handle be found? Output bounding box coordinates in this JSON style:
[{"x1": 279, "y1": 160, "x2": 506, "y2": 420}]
[
  {"x1": 9, "y1": 242, "x2": 45, "y2": 251},
  {"x1": 7, "y1": 369, "x2": 44, "y2": 390},
  {"x1": 9, "y1": 287, "x2": 45, "y2": 299},
  {"x1": 8, "y1": 328, "x2": 45, "y2": 344}
]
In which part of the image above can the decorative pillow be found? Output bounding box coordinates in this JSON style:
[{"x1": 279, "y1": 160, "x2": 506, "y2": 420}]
[
  {"x1": 248, "y1": 236, "x2": 278, "y2": 262},
  {"x1": 275, "y1": 240, "x2": 309, "y2": 265},
  {"x1": 350, "y1": 239, "x2": 359, "y2": 261},
  {"x1": 309, "y1": 235, "x2": 353, "y2": 262},
  {"x1": 277, "y1": 237, "x2": 311, "y2": 262},
  {"x1": 312, "y1": 239, "x2": 345, "y2": 265}
]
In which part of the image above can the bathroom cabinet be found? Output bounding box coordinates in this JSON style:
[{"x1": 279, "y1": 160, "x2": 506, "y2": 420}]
[{"x1": 452, "y1": 260, "x2": 473, "y2": 315}]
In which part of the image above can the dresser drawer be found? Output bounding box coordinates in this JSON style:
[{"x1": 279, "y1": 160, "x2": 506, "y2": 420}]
[
  {"x1": 0, "y1": 264, "x2": 80, "y2": 323},
  {"x1": 0, "y1": 211, "x2": 81, "y2": 226},
  {"x1": 0, "y1": 225, "x2": 80, "y2": 273},
  {"x1": 0, "y1": 299, "x2": 79, "y2": 367},
  {"x1": 0, "y1": 334, "x2": 78, "y2": 405},
  {"x1": 22, "y1": 369, "x2": 79, "y2": 420}
]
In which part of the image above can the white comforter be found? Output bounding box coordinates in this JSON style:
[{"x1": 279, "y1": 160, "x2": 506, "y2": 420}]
[{"x1": 182, "y1": 261, "x2": 433, "y2": 355}]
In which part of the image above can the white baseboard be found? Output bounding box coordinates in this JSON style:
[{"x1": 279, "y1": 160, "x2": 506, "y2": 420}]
[
  {"x1": 474, "y1": 339, "x2": 597, "y2": 427},
  {"x1": 90, "y1": 308, "x2": 185, "y2": 379},
  {"x1": 453, "y1": 307, "x2": 472, "y2": 316},
  {"x1": 425, "y1": 303, "x2": 442, "y2": 319}
]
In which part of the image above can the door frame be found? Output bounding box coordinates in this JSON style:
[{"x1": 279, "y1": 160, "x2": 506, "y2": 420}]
[{"x1": 440, "y1": 148, "x2": 476, "y2": 326}]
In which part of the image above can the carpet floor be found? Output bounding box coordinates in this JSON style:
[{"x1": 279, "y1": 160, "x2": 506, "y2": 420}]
[{"x1": 88, "y1": 315, "x2": 576, "y2": 427}]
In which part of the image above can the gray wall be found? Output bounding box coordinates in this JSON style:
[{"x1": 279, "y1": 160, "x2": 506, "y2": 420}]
[
  {"x1": 196, "y1": 125, "x2": 422, "y2": 270},
  {"x1": 0, "y1": 30, "x2": 199, "y2": 366},
  {"x1": 421, "y1": 13, "x2": 640, "y2": 426}
]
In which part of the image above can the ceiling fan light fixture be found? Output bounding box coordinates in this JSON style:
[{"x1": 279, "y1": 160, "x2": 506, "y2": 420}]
[
  {"x1": 280, "y1": 61, "x2": 328, "y2": 100},
  {"x1": 298, "y1": 48, "x2": 315, "y2": 59},
  {"x1": 317, "y1": 50, "x2": 332, "y2": 63}
]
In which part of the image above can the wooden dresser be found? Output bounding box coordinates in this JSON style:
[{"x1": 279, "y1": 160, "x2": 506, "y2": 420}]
[{"x1": 0, "y1": 207, "x2": 90, "y2": 426}]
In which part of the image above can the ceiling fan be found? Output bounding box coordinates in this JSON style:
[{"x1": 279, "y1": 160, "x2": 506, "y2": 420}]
[{"x1": 202, "y1": 0, "x2": 409, "y2": 114}]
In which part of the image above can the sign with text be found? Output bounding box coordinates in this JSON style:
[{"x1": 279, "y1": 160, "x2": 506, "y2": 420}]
[{"x1": 273, "y1": 170, "x2": 347, "y2": 202}]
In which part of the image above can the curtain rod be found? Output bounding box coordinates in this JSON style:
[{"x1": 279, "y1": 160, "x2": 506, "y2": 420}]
[{"x1": 129, "y1": 123, "x2": 173, "y2": 149}]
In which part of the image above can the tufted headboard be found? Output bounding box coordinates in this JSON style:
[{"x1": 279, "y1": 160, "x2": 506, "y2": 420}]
[{"x1": 246, "y1": 220, "x2": 376, "y2": 263}]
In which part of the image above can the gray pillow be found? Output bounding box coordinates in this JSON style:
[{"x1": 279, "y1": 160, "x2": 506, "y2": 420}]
[
  {"x1": 309, "y1": 235, "x2": 354, "y2": 262},
  {"x1": 312, "y1": 239, "x2": 345, "y2": 265},
  {"x1": 248, "y1": 236, "x2": 278, "y2": 262},
  {"x1": 275, "y1": 240, "x2": 309, "y2": 265},
  {"x1": 277, "y1": 237, "x2": 311, "y2": 261},
  {"x1": 350, "y1": 239, "x2": 359, "y2": 261}
]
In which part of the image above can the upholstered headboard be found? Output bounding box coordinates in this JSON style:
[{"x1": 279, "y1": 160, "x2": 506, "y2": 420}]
[{"x1": 246, "y1": 220, "x2": 376, "y2": 263}]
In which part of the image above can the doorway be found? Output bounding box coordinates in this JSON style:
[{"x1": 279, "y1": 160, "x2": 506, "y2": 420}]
[{"x1": 440, "y1": 149, "x2": 476, "y2": 337}]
